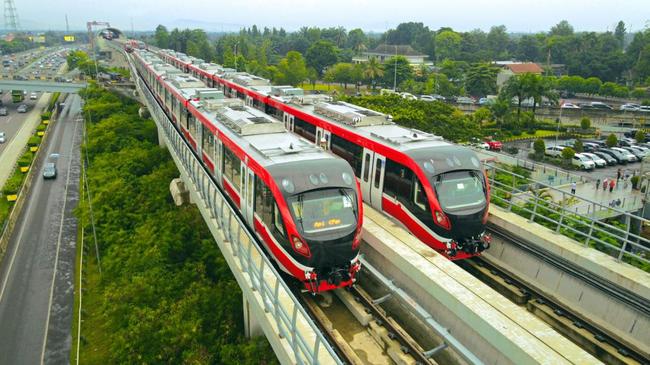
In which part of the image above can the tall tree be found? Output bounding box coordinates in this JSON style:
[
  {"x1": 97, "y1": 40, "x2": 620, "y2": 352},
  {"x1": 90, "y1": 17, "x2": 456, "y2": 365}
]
[
  {"x1": 614, "y1": 21, "x2": 626, "y2": 49},
  {"x1": 305, "y1": 40, "x2": 339, "y2": 77},
  {"x1": 382, "y1": 56, "x2": 413, "y2": 89},
  {"x1": 550, "y1": 20, "x2": 574, "y2": 37},
  {"x1": 487, "y1": 25, "x2": 509, "y2": 59},
  {"x1": 275, "y1": 51, "x2": 308, "y2": 86},
  {"x1": 363, "y1": 57, "x2": 384, "y2": 90},
  {"x1": 435, "y1": 30, "x2": 462, "y2": 62},
  {"x1": 154, "y1": 25, "x2": 169, "y2": 49},
  {"x1": 465, "y1": 63, "x2": 499, "y2": 96}
]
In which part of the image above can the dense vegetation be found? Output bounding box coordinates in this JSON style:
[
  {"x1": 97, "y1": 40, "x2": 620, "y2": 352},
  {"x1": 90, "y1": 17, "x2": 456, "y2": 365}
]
[
  {"x1": 76, "y1": 84, "x2": 276, "y2": 364},
  {"x1": 145, "y1": 21, "x2": 650, "y2": 99}
]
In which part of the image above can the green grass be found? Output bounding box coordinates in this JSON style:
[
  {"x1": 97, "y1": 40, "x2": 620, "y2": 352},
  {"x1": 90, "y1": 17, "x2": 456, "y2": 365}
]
[{"x1": 299, "y1": 82, "x2": 346, "y2": 94}]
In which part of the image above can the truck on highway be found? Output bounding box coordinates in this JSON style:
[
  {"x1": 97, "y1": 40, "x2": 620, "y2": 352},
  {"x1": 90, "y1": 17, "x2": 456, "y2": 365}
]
[{"x1": 11, "y1": 90, "x2": 24, "y2": 103}]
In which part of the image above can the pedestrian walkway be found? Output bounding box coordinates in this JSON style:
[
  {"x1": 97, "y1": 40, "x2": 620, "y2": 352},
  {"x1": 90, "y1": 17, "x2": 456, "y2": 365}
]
[
  {"x1": 0, "y1": 93, "x2": 50, "y2": 189},
  {"x1": 546, "y1": 178, "x2": 644, "y2": 219}
]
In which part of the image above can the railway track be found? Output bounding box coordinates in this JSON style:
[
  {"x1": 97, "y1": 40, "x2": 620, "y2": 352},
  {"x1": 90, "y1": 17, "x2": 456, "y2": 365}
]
[{"x1": 457, "y1": 225, "x2": 649, "y2": 365}]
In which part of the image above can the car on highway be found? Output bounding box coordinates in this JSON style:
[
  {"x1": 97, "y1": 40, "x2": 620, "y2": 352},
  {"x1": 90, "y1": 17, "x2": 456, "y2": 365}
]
[
  {"x1": 42, "y1": 163, "x2": 57, "y2": 179},
  {"x1": 0, "y1": 107, "x2": 7, "y2": 116},
  {"x1": 572, "y1": 153, "x2": 596, "y2": 170},
  {"x1": 560, "y1": 102, "x2": 580, "y2": 109},
  {"x1": 29, "y1": 92, "x2": 37, "y2": 100},
  {"x1": 16, "y1": 104, "x2": 27, "y2": 113},
  {"x1": 580, "y1": 152, "x2": 607, "y2": 168},
  {"x1": 620, "y1": 103, "x2": 641, "y2": 111},
  {"x1": 0, "y1": 131, "x2": 5, "y2": 143}
]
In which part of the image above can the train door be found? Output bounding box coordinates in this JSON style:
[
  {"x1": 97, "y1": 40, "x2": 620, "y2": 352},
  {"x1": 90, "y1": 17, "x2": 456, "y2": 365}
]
[
  {"x1": 215, "y1": 139, "x2": 223, "y2": 181},
  {"x1": 241, "y1": 164, "x2": 255, "y2": 224},
  {"x1": 370, "y1": 154, "x2": 386, "y2": 210},
  {"x1": 315, "y1": 128, "x2": 331, "y2": 150},
  {"x1": 245, "y1": 95, "x2": 253, "y2": 107},
  {"x1": 283, "y1": 113, "x2": 294, "y2": 132},
  {"x1": 360, "y1": 148, "x2": 385, "y2": 209}
]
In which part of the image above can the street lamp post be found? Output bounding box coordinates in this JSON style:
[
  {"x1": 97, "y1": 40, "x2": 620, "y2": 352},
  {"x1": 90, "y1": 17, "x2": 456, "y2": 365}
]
[{"x1": 555, "y1": 105, "x2": 563, "y2": 147}]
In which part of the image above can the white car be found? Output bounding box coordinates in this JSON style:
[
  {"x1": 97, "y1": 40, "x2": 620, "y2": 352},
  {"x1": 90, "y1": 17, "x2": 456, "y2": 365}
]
[
  {"x1": 640, "y1": 106, "x2": 650, "y2": 113},
  {"x1": 620, "y1": 103, "x2": 641, "y2": 111},
  {"x1": 572, "y1": 153, "x2": 596, "y2": 170},
  {"x1": 561, "y1": 102, "x2": 580, "y2": 109},
  {"x1": 400, "y1": 92, "x2": 417, "y2": 101},
  {"x1": 419, "y1": 95, "x2": 436, "y2": 102},
  {"x1": 580, "y1": 152, "x2": 607, "y2": 168},
  {"x1": 545, "y1": 145, "x2": 565, "y2": 157},
  {"x1": 476, "y1": 142, "x2": 490, "y2": 150},
  {"x1": 30, "y1": 92, "x2": 37, "y2": 100},
  {"x1": 611, "y1": 147, "x2": 638, "y2": 162},
  {"x1": 0, "y1": 131, "x2": 5, "y2": 144}
]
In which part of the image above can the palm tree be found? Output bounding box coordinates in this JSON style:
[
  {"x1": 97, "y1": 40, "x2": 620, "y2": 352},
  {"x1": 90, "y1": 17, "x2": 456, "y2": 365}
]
[
  {"x1": 502, "y1": 74, "x2": 526, "y2": 122},
  {"x1": 363, "y1": 57, "x2": 384, "y2": 91}
]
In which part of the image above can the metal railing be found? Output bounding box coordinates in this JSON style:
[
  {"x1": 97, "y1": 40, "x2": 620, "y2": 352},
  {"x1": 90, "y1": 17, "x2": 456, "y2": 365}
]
[
  {"x1": 485, "y1": 163, "x2": 650, "y2": 271},
  {"x1": 135, "y1": 71, "x2": 340, "y2": 365},
  {"x1": 473, "y1": 148, "x2": 588, "y2": 186}
]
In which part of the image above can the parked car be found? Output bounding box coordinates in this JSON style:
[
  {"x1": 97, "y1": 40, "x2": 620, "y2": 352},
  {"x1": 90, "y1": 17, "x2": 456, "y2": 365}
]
[
  {"x1": 640, "y1": 106, "x2": 650, "y2": 113},
  {"x1": 560, "y1": 102, "x2": 580, "y2": 109},
  {"x1": 581, "y1": 152, "x2": 607, "y2": 168},
  {"x1": 620, "y1": 103, "x2": 641, "y2": 111},
  {"x1": 0, "y1": 131, "x2": 5, "y2": 144},
  {"x1": 475, "y1": 141, "x2": 490, "y2": 150},
  {"x1": 598, "y1": 148, "x2": 628, "y2": 164},
  {"x1": 42, "y1": 162, "x2": 57, "y2": 179},
  {"x1": 486, "y1": 140, "x2": 502, "y2": 151},
  {"x1": 16, "y1": 104, "x2": 27, "y2": 113},
  {"x1": 455, "y1": 96, "x2": 475, "y2": 104},
  {"x1": 0, "y1": 107, "x2": 7, "y2": 116},
  {"x1": 572, "y1": 153, "x2": 596, "y2": 170},
  {"x1": 419, "y1": 95, "x2": 436, "y2": 102},
  {"x1": 589, "y1": 102, "x2": 614, "y2": 110},
  {"x1": 545, "y1": 145, "x2": 565, "y2": 157},
  {"x1": 621, "y1": 146, "x2": 646, "y2": 160},
  {"x1": 400, "y1": 92, "x2": 417, "y2": 101},
  {"x1": 29, "y1": 92, "x2": 37, "y2": 100},
  {"x1": 611, "y1": 147, "x2": 638, "y2": 162},
  {"x1": 478, "y1": 97, "x2": 488, "y2": 105},
  {"x1": 593, "y1": 151, "x2": 617, "y2": 165}
]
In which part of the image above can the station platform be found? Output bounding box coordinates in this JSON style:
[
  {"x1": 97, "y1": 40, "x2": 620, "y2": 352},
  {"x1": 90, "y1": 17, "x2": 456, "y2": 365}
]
[
  {"x1": 361, "y1": 205, "x2": 599, "y2": 364},
  {"x1": 487, "y1": 207, "x2": 650, "y2": 357}
]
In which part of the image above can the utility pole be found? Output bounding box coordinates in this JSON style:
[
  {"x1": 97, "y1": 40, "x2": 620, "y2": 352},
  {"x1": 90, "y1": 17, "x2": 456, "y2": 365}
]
[
  {"x1": 3, "y1": 0, "x2": 19, "y2": 32},
  {"x1": 393, "y1": 45, "x2": 397, "y2": 91}
]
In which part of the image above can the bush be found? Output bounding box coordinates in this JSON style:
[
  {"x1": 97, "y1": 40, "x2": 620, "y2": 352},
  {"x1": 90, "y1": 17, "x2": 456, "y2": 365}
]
[
  {"x1": 606, "y1": 133, "x2": 618, "y2": 148},
  {"x1": 2, "y1": 170, "x2": 24, "y2": 195},
  {"x1": 561, "y1": 146, "x2": 576, "y2": 160},
  {"x1": 573, "y1": 139, "x2": 583, "y2": 152},
  {"x1": 36, "y1": 124, "x2": 46, "y2": 132},
  {"x1": 27, "y1": 136, "x2": 41, "y2": 147},
  {"x1": 41, "y1": 111, "x2": 52, "y2": 121},
  {"x1": 533, "y1": 138, "x2": 545, "y2": 156},
  {"x1": 580, "y1": 117, "x2": 591, "y2": 130},
  {"x1": 635, "y1": 130, "x2": 645, "y2": 143},
  {"x1": 17, "y1": 152, "x2": 33, "y2": 167},
  {"x1": 631, "y1": 175, "x2": 640, "y2": 189}
]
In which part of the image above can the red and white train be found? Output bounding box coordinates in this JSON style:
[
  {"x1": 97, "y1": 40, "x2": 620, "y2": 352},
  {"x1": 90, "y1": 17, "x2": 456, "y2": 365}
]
[
  {"x1": 131, "y1": 50, "x2": 363, "y2": 293},
  {"x1": 155, "y1": 49, "x2": 491, "y2": 259}
]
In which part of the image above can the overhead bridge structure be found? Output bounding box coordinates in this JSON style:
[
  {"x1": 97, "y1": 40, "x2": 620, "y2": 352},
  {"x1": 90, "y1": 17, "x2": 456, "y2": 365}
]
[{"x1": 0, "y1": 80, "x2": 87, "y2": 93}]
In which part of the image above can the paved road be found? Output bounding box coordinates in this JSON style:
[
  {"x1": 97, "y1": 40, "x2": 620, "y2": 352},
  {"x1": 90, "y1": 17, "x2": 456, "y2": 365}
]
[
  {"x1": 0, "y1": 95, "x2": 82, "y2": 365},
  {"x1": 0, "y1": 92, "x2": 42, "y2": 155}
]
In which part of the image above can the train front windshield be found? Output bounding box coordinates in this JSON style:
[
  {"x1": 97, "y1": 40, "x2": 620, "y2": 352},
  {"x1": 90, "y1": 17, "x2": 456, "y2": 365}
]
[
  {"x1": 289, "y1": 188, "x2": 358, "y2": 236},
  {"x1": 433, "y1": 171, "x2": 486, "y2": 211}
]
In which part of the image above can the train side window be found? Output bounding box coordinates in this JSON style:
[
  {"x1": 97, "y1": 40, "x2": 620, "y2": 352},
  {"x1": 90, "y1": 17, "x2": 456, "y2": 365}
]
[
  {"x1": 223, "y1": 146, "x2": 241, "y2": 191},
  {"x1": 186, "y1": 112, "x2": 194, "y2": 131},
  {"x1": 255, "y1": 179, "x2": 273, "y2": 226},
  {"x1": 330, "y1": 134, "x2": 363, "y2": 176},
  {"x1": 202, "y1": 125, "x2": 215, "y2": 158},
  {"x1": 363, "y1": 154, "x2": 371, "y2": 181},
  {"x1": 273, "y1": 203, "x2": 285, "y2": 237},
  {"x1": 413, "y1": 180, "x2": 427, "y2": 211},
  {"x1": 384, "y1": 159, "x2": 411, "y2": 203},
  {"x1": 374, "y1": 159, "x2": 383, "y2": 188},
  {"x1": 294, "y1": 117, "x2": 316, "y2": 142}
]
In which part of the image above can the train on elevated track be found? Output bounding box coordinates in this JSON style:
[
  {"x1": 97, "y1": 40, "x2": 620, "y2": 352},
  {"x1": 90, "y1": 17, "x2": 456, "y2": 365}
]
[
  {"x1": 153, "y1": 48, "x2": 491, "y2": 259},
  {"x1": 131, "y1": 49, "x2": 364, "y2": 293}
]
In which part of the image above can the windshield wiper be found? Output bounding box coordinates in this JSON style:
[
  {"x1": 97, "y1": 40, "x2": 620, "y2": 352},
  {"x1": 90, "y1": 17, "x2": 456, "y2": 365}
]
[
  {"x1": 339, "y1": 188, "x2": 357, "y2": 219},
  {"x1": 296, "y1": 194, "x2": 305, "y2": 231}
]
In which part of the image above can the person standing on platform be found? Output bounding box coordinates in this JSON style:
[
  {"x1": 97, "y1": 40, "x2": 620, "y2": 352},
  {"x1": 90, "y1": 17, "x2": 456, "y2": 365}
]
[
  {"x1": 617, "y1": 168, "x2": 622, "y2": 181},
  {"x1": 571, "y1": 181, "x2": 577, "y2": 195},
  {"x1": 609, "y1": 178, "x2": 615, "y2": 192},
  {"x1": 603, "y1": 178, "x2": 608, "y2": 192},
  {"x1": 596, "y1": 179, "x2": 600, "y2": 190}
]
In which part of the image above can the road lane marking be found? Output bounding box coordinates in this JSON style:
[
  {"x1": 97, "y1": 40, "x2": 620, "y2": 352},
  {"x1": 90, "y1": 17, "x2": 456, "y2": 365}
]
[{"x1": 40, "y1": 103, "x2": 80, "y2": 364}]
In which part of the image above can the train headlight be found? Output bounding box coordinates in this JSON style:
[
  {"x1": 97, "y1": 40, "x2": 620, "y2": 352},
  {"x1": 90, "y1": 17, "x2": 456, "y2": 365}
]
[
  {"x1": 291, "y1": 235, "x2": 311, "y2": 258},
  {"x1": 434, "y1": 210, "x2": 451, "y2": 230}
]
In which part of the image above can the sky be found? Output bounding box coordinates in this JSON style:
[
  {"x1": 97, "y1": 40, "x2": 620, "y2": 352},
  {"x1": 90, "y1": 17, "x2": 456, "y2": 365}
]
[{"x1": 14, "y1": 0, "x2": 650, "y2": 33}]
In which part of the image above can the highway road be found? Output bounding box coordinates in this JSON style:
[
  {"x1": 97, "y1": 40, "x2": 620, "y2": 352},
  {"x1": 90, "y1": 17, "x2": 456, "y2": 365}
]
[
  {"x1": 0, "y1": 92, "x2": 42, "y2": 155},
  {"x1": 0, "y1": 95, "x2": 82, "y2": 365}
]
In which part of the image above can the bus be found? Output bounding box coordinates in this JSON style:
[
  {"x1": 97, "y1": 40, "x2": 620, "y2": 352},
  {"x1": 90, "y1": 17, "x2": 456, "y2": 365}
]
[{"x1": 12, "y1": 90, "x2": 24, "y2": 103}]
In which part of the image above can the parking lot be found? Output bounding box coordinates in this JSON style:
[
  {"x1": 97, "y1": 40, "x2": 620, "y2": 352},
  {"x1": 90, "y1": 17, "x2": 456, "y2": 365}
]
[{"x1": 508, "y1": 138, "x2": 645, "y2": 183}]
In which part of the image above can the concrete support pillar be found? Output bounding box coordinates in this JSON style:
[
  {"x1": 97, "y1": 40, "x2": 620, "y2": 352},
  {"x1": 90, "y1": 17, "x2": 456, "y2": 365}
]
[
  {"x1": 156, "y1": 123, "x2": 166, "y2": 148},
  {"x1": 243, "y1": 294, "x2": 263, "y2": 338},
  {"x1": 169, "y1": 178, "x2": 190, "y2": 206}
]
